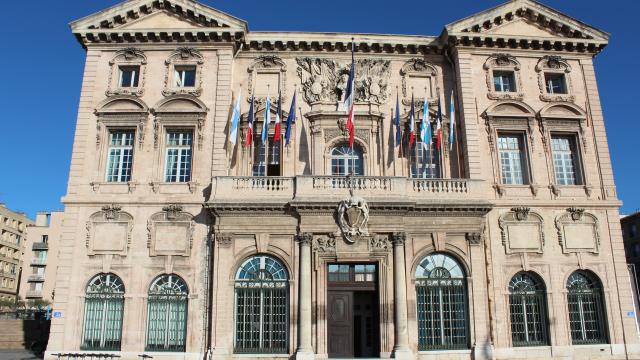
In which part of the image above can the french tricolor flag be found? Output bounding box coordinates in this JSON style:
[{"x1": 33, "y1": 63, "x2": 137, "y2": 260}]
[
  {"x1": 409, "y1": 93, "x2": 416, "y2": 146},
  {"x1": 343, "y1": 42, "x2": 356, "y2": 148},
  {"x1": 244, "y1": 94, "x2": 255, "y2": 147},
  {"x1": 273, "y1": 93, "x2": 282, "y2": 142},
  {"x1": 436, "y1": 94, "x2": 443, "y2": 150}
]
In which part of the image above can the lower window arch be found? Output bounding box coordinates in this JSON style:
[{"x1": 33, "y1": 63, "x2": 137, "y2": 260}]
[
  {"x1": 566, "y1": 271, "x2": 608, "y2": 344},
  {"x1": 146, "y1": 274, "x2": 189, "y2": 352},
  {"x1": 234, "y1": 255, "x2": 289, "y2": 354},
  {"x1": 415, "y1": 253, "x2": 468, "y2": 350},
  {"x1": 509, "y1": 272, "x2": 549, "y2": 346},
  {"x1": 81, "y1": 273, "x2": 125, "y2": 351}
]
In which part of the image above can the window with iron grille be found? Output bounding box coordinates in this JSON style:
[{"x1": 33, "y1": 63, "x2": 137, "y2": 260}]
[
  {"x1": 498, "y1": 133, "x2": 528, "y2": 185},
  {"x1": 410, "y1": 138, "x2": 439, "y2": 179},
  {"x1": 552, "y1": 135, "x2": 581, "y2": 185},
  {"x1": 415, "y1": 253, "x2": 468, "y2": 351},
  {"x1": 164, "y1": 131, "x2": 192, "y2": 182},
  {"x1": 567, "y1": 271, "x2": 608, "y2": 344},
  {"x1": 235, "y1": 255, "x2": 289, "y2": 354},
  {"x1": 331, "y1": 144, "x2": 363, "y2": 176},
  {"x1": 509, "y1": 273, "x2": 549, "y2": 347},
  {"x1": 146, "y1": 274, "x2": 188, "y2": 352},
  {"x1": 106, "y1": 130, "x2": 134, "y2": 182},
  {"x1": 81, "y1": 273, "x2": 125, "y2": 351}
]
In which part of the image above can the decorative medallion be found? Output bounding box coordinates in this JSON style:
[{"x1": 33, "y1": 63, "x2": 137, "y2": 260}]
[{"x1": 337, "y1": 196, "x2": 370, "y2": 243}]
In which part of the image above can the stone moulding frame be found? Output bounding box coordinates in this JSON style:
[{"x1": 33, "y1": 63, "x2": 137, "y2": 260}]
[
  {"x1": 147, "y1": 205, "x2": 194, "y2": 257},
  {"x1": 162, "y1": 47, "x2": 205, "y2": 97},
  {"x1": 151, "y1": 94, "x2": 209, "y2": 150},
  {"x1": 247, "y1": 55, "x2": 288, "y2": 105},
  {"x1": 498, "y1": 207, "x2": 545, "y2": 254},
  {"x1": 535, "y1": 55, "x2": 575, "y2": 103},
  {"x1": 400, "y1": 58, "x2": 439, "y2": 106},
  {"x1": 85, "y1": 204, "x2": 133, "y2": 256},
  {"x1": 94, "y1": 95, "x2": 150, "y2": 149},
  {"x1": 483, "y1": 53, "x2": 524, "y2": 101},
  {"x1": 555, "y1": 208, "x2": 600, "y2": 254},
  {"x1": 106, "y1": 48, "x2": 147, "y2": 97}
]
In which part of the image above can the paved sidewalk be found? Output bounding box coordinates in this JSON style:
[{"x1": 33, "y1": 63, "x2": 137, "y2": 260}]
[{"x1": 0, "y1": 350, "x2": 42, "y2": 360}]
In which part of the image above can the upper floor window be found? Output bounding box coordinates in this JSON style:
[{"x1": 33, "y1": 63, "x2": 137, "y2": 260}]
[
  {"x1": 494, "y1": 71, "x2": 516, "y2": 92},
  {"x1": 331, "y1": 144, "x2": 363, "y2": 176},
  {"x1": 252, "y1": 138, "x2": 280, "y2": 177},
  {"x1": 498, "y1": 133, "x2": 528, "y2": 185},
  {"x1": 118, "y1": 66, "x2": 140, "y2": 88},
  {"x1": 551, "y1": 135, "x2": 581, "y2": 185},
  {"x1": 174, "y1": 66, "x2": 197, "y2": 88},
  {"x1": 630, "y1": 224, "x2": 638, "y2": 239},
  {"x1": 545, "y1": 73, "x2": 567, "y2": 94},
  {"x1": 164, "y1": 131, "x2": 193, "y2": 183},
  {"x1": 410, "y1": 140, "x2": 438, "y2": 179},
  {"x1": 41, "y1": 235, "x2": 48, "y2": 243},
  {"x1": 106, "y1": 130, "x2": 134, "y2": 183}
]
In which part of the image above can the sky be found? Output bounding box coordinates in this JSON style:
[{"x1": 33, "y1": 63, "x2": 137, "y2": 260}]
[{"x1": 0, "y1": 0, "x2": 638, "y2": 218}]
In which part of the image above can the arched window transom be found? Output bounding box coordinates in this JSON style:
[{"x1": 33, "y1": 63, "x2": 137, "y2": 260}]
[
  {"x1": 331, "y1": 144, "x2": 363, "y2": 176},
  {"x1": 508, "y1": 273, "x2": 549, "y2": 347},
  {"x1": 415, "y1": 254, "x2": 468, "y2": 350},
  {"x1": 146, "y1": 274, "x2": 189, "y2": 352},
  {"x1": 81, "y1": 273, "x2": 125, "y2": 351},
  {"x1": 566, "y1": 271, "x2": 608, "y2": 344},
  {"x1": 235, "y1": 255, "x2": 289, "y2": 354}
]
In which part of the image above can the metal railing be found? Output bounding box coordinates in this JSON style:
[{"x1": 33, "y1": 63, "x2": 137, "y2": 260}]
[
  {"x1": 32, "y1": 242, "x2": 48, "y2": 250},
  {"x1": 28, "y1": 274, "x2": 45, "y2": 282},
  {"x1": 31, "y1": 258, "x2": 47, "y2": 266}
]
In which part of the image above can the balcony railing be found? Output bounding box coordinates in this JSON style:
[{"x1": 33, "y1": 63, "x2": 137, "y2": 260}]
[
  {"x1": 32, "y1": 242, "x2": 48, "y2": 250},
  {"x1": 31, "y1": 258, "x2": 47, "y2": 266},
  {"x1": 28, "y1": 274, "x2": 45, "y2": 282},
  {"x1": 25, "y1": 290, "x2": 43, "y2": 298},
  {"x1": 211, "y1": 176, "x2": 484, "y2": 204}
]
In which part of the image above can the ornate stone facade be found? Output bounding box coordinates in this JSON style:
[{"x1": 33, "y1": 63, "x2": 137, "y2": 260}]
[{"x1": 46, "y1": 1, "x2": 638, "y2": 360}]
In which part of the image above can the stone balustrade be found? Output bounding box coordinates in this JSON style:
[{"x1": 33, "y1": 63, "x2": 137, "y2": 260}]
[{"x1": 211, "y1": 176, "x2": 484, "y2": 204}]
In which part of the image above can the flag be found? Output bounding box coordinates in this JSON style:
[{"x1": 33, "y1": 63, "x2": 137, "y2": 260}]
[
  {"x1": 229, "y1": 88, "x2": 241, "y2": 146},
  {"x1": 244, "y1": 94, "x2": 255, "y2": 147},
  {"x1": 436, "y1": 94, "x2": 443, "y2": 150},
  {"x1": 261, "y1": 94, "x2": 271, "y2": 144},
  {"x1": 342, "y1": 42, "x2": 356, "y2": 148},
  {"x1": 394, "y1": 92, "x2": 401, "y2": 147},
  {"x1": 408, "y1": 93, "x2": 415, "y2": 146},
  {"x1": 420, "y1": 94, "x2": 431, "y2": 151},
  {"x1": 285, "y1": 92, "x2": 296, "y2": 146},
  {"x1": 449, "y1": 90, "x2": 456, "y2": 151},
  {"x1": 273, "y1": 93, "x2": 282, "y2": 142}
]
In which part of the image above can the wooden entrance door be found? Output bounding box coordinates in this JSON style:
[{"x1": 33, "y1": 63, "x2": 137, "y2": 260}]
[{"x1": 327, "y1": 291, "x2": 353, "y2": 358}]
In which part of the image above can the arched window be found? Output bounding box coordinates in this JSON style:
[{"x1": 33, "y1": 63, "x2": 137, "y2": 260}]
[
  {"x1": 509, "y1": 272, "x2": 549, "y2": 346},
  {"x1": 146, "y1": 274, "x2": 189, "y2": 352},
  {"x1": 415, "y1": 253, "x2": 468, "y2": 350},
  {"x1": 331, "y1": 144, "x2": 363, "y2": 176},
  {"x1": 567, "y1": 271, "x2": 608, "y2": 344},
  {"x1": 235, "y1": 255, "x2": 289, "y2": 354},
  {"x1": 81, "y1": 273, "x2": 125, "y2": 350}
]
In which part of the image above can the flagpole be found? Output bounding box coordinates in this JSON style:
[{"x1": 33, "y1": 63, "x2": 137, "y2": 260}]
[
  {"x1": 298, "y1": 104, "x2": 305, "y2": 173},
  {"x1": 350, "y1": 37, "x2": 356, "y2": 177},
  {"x1": 264, "y1": 84, "x2": 270, "y2": 177}
]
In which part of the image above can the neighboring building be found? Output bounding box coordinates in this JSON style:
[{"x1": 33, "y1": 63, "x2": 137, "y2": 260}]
[
  {"x1": 18, "y1": 211, "x2": 63, "y2": 304},
  {"x1": 45, "y1": 0, "x2": 640, "y2": 359},
  {"x1": 0, "y1": 203, "x2": 33, "y2": 304},
  {"x1": 622, "y1": 211, "x2": 640, "y2": 294}
]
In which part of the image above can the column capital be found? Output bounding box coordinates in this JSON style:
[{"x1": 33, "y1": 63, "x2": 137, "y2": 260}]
[
  {"x1": 296, "y1": 232, "x2": 313, "y2": 246},
  {"x1": 391, "y1": 232, "x2": 406, "y2": 246}
]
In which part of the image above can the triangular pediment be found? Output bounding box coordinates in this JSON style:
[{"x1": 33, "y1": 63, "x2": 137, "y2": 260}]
[
  {"x1": 446, "y1": 0, "x2": 609, "y2": 42},
  {"x1": 71, "y1": 0, "x2": 247, "y2": 33}
]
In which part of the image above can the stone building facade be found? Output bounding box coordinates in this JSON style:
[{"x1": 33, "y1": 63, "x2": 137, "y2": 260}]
[
  {"x1": 0, "y1": 203, "x2": 33, "y2": 304},
  {"x1": 47, "y1": 0, "x2": 639, "y2": 359},
  {"x1": 18, "y1": 211, "x2": 63, "y2": 303}
]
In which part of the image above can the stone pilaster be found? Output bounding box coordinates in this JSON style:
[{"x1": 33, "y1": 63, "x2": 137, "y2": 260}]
[
  {"x1": 296, "y1": 232, "x2": 314, "y2": 360},
  {"x1": 391, "y1": 232, "x2": 412, "y2": 359}
]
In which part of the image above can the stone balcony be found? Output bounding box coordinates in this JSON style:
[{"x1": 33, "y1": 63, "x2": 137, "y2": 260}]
[
  {"x1": 25, "y1": 290, "x2": 43, "y2": 298},
  {"x1": 32, "y1": 242, "x2": 48, "y2": 250},
  {"x1": 27, "y1": 274, "x2": 45, "y2": 282},
  {"x1": 208, "y1": 176, "x2": 491, "y2": 213}
]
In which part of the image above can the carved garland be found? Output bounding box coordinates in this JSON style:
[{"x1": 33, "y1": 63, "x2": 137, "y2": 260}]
[
  {"x1": 106, "y1": 48, "x2": 147, "y2": 97},
  {"x1": 535, "y1": 56, "x2": 575, "y2": 103},
  {"x1": 162, "y1": 47, "x2": 205, "y2": 97},
  {"x1": 483, "y1": 54, "x2": 524, "y2": 101}
]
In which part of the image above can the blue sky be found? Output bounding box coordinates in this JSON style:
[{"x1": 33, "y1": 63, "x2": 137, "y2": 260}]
[{"x1": 0, "y1": 0, "x2": 638, "y2": 218}]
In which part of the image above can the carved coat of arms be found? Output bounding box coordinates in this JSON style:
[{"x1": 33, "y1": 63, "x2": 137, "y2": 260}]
[{"x1": 337, "y1": 196, "x2": 370, "y2": 243}]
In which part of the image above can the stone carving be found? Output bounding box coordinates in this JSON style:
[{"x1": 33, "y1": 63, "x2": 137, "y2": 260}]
[
  {"x1": 313, "y1": 235, "x2": 336, "y2": 253},
  {"x1": 535, "y1": 55, "x2": 575, "y2": 102},
  {"x1": 499, "y1": 208, "x2": 545, "y2": 254},
  {"x1": 147, "y1": 207, "x2": 194, "y2": 257},
  {"x1": 567, "y1": 207, "x2": 585, "y2": 221},
  {"x1": 483, "y1": 53, "x2": 524, "y2": 101},
  {"x1": 391, "y1": 232, "x2": 406, "y2": 246},
  {"x1": 102, "y1": 204, "x2": 123, "y2": 220},
  {"x1": 337, "y1": 196, "x2": 370, "y2": 243},
  {"x1": 512, "y1": 206, "x2": 531, "y2": 221},
  {"x1": 555, "y1": 209, "x2": 600, "y2": 254},
  {"x1": 86, "y1": 205, "x2": 133, "y2": 256},
  {"x1": 296, "y1": 232, "x2": 313, "y2": 246},
  {"x1": 466, "y1": 232, "x2": 483, "y2": 245},
  {"x1": 296, "y1": 57, "x2": 390, "y2": 104},
  {"x1": 163, "y1": 204, "x2": 183, "y2": 220},
  {"x1": 106, "y1": 48, "x2": 147, "y2": 97},
  {"x1": 248, "y1": 55, "x2": 287, "y2": 103},
  {"x1": 217, "y1": 233, "x2": 233, "y2": 248},
  {"x1": 162, "y1": 47, "x2": 204, "y2": 97},
  {"x1": 369, "y1": 235, "x2": 391, "y2": 252}
]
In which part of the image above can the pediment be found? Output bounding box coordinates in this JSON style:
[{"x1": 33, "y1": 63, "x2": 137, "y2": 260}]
[
  {"x1": 446, "y1": 0, "x2": 609, "y2": 42},
  {"x1": 71, "y1": 0, "x2": 247, "y2": 33}
]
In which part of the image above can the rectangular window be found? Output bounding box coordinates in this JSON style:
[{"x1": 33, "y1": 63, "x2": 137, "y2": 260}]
[
  {"x1": 498, "y1": 133, "x2": 528, "y2": 185},
  {"x1": 252, "y1": 137, "x2": 281, "y2": 176},
  {"x1": 552, "y1": 135, "x2": 581, "y2": 185},
  {"x1": 164, "y1": 131, "x2": 193, "y2": 183},
  {"x1": 174, "y1": 66, "x2": 196, "y2": 87},
  {"x1": 494, "y1": 71, "x2": 516, "y2": 92},
  {"x1": 105, "y1": 130, "x2": 134, "y2": 183},
  {"x1": 545, "y1": 73, "x2": 567, "y2": 94},
  {"x1": 118, "y1": 66, "x2": 140, "y2": 88},
  {"x1": 410, "y1": 140, "x2": 439, "y2": 179},
  {"x1": 41, "y1": 235, "x2": 48, "y2": 243}
]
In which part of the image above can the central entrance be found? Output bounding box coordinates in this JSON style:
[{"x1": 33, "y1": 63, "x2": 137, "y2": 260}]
[{"x1": 327, "y1": 263, "x2": 379, "y2": 358}]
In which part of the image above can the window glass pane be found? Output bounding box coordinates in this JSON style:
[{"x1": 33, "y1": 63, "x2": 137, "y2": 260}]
[
  {"x1": 119, "y1": 66, "x2": 139, "y2": 88},
  {"x1": 545, "y1": 73, "x2": 567, "y2": 94},
  {"x1": 509, "y1": 273, "x2": 549, "y2": 346},
  {"x1": 175, "y1": 66, "x2": 196, "y2": 87},
  {"x1": 566, "y1": 272, "x2": 607, "y2": 344},
  {"x1": 494, "y1": 71, "x2": 516, "y2": 92},
  {"x1": 82, "y1": 274, "x2": 125, "y2": 351},
  {"x1": 498, "y1": 134, "x2": 526, "y2": 185},
  {"x1": 552, "y1": 135, "x2": 579, "y2": 185},
  {"x1": 164, "y1": 131, "x2": 193, "y2": 182},
  {"x1": 146, "y1": 275, "x2": 188, "y2": 352},
  {"x1": 330, "y1": 145, "x2": 363, "y2": 176},
  {"x1": 410, "y1": 138, "x2": 439, "y2": 178},
  {"x1": 106, "y1": 131, "x2": 134, "y2": 183}
]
